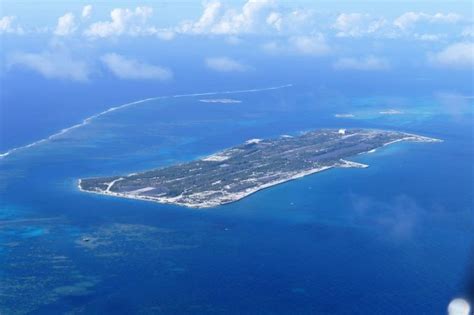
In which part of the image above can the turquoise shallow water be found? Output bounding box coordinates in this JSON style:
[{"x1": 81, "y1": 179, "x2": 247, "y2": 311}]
[{"x1": 0, "y1": 87, "x2": 472, "y2": 314}]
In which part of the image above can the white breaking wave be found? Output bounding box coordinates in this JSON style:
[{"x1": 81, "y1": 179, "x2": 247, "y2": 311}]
[{"x1": 0, "y1": 84, "x2": 293, "y2": 159}]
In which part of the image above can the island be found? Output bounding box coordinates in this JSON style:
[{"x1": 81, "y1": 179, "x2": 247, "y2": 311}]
[{"x1": 78, "y1": 129, "x2": 441, "y2": 208}]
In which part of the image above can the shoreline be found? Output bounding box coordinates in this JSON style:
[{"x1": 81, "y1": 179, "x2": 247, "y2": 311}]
[
  {"x1": 78, "y1": 165, "x2": 335, "y2": 209},
  {"x1": 77, "y1": 131, "x2": 442, "y2": 209}
]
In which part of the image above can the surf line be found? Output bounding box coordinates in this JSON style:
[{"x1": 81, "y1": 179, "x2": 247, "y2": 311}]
[{"x1": 0, "y1": 84, "x2": 293, "y2": 159}]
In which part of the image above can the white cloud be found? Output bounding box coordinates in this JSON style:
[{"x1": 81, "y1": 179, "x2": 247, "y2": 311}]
[
  {"x1": 82, "y1": 5, "x2": 93, "y2": 19},
  {"x1": 181, "y1": 1, "x2": 222, "y2": 34},
  {"x1": 84, "y1": 6, "x2": 153, "y2": 38},
  {"x1": 261, "y1": 40, "x2": 280, "y2": 53},
  {"x1": 289, "y1": 35, "x2": 330, "y2": 56},
  {"x1": 266, "y1": 11, "x2": 282, "y2": 31},
  {"x1": 351, "y1": 195, "x2": 423, "y2": 241},
  {"x1": 54, "y1": 13, "x2": 76, "y2": 36},
  {"x1": 333, "y1": 56, "x2": 390, "y2": 71},
  {"x1": 0, "y1": 16, "x2": 16, "y2": 33},
  {"x1": 413, "y1": 33, "x2": 442, "y2": 41},
  {"x1": 8, "y1": 51, "x2": 90, "y2": 81},
  {"x1": 394, "y1": 12, "x2": 462, "y2": 30},
  {"x1": 0, "y1": 16, "x2": 24, "y2": 34},
  {"x1": 284, "y1": 9, "x2": 313, "y2": 32},
  {"x1": 210, "y1": 0, "x2": 277, "y2": 34},
  {"x1": 333, "y1": 13, "x2": 387, "y2": 37},
  {"x1": 428, "y1": 42, "x2": 474, "y2": 68},
  {"x1": 461, "y1": 26, "x2": 474, "y2": 38},
  {"x1": 225, "y1": 36, "x2": 243, "y2": 45},
  {"x1": 143, "y1": 27, "x2": 175, "y2": 40},
  {"x1": 205, "y1": 57, "x2": 249, "y2": 72},
  {"x1": 101, "y1": 53, "x2": 172, "y2": 80},
  {"x1": 179, "y1": 0, "x2": 309, "y2": 35},
  {"x1": 262, "y1": 34, "x2": 331, "y2": 56}
]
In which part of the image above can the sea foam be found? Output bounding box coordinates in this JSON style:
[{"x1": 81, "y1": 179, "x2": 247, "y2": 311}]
[{"x1": 0, "y1": 84, "x2": 293, "y2": 159}]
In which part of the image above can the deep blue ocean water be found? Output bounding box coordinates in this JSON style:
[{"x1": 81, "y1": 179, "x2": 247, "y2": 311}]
[{"x1": 0, "y1": 83, "x2": 473, "y2": 314}]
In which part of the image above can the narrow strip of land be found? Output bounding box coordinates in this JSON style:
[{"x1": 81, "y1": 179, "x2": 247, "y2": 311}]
[{"x1": 79, "y1": 129, "x2": 441, "y2": 208}]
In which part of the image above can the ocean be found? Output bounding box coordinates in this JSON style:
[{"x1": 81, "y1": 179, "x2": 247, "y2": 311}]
[{"x1": 0, "y1": 80, "x2": 473, "y2": 314}]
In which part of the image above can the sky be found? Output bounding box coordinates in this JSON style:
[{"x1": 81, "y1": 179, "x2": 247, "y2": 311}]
[{"x1": 1, "y1": 0, "x2": 473, "y2": 84}]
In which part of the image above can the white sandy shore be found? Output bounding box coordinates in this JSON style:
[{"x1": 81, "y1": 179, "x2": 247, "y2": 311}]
[
  {"x1": 338, "y1": 159, "x2": 369, "y2": 168},
  {"x1": 78, "y1": 161, "x2": 361, "y2": 208},
  {"x1": 78, "y1": 159, "x2": 369, "y2": 208},
  {"x1": 78, "y1": 131, "x2": 442, "y2": 209},
  {"x1": 245, "y1": 139, "x2": 263, "y2": 144},
  {"x1": 202, "y1": 153, "x2": 231, "y2": 162},
  {"x1": 78, "y1": 165, "x2": 334, "y2": 208}
]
